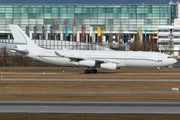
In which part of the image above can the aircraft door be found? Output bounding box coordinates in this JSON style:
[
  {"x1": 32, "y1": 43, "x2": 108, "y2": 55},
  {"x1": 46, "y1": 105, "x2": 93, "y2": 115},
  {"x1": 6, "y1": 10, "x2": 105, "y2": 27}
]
[
  {"x1": 124, "y1": 53, "x2": 128, "y2": 60},
  {"x1": 41, "y1": 51, "x2": 46, "y2": 56},
  {"x1": 158, "y1": 54, "x2": 162, "y2": 62}
]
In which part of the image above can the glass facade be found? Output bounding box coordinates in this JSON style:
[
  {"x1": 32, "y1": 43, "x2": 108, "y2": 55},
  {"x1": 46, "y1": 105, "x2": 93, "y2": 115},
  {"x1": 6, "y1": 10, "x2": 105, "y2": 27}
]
[{"x1": 0, "y1": 4, "x2": 172, "y2": 33}]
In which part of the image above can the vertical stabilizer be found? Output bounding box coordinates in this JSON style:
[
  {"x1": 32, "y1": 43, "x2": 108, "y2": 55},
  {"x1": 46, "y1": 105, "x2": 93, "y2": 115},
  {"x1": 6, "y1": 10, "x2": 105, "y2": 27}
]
[{"x1": 9, "y1": 25, "x2": 41, "y2": 49}]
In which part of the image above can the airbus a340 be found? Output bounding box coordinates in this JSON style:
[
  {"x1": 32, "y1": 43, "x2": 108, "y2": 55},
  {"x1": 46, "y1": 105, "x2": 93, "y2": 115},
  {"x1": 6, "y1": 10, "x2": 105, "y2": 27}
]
[{"x1": 9, "y1": 25, "x2": 177, "y2": 73}]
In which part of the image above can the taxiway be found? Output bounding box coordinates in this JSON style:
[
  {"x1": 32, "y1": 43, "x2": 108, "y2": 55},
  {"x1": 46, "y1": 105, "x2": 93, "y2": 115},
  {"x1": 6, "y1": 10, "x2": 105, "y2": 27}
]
[{"x1": 1, "y1": 101, "x2": 180, "y2": 114}]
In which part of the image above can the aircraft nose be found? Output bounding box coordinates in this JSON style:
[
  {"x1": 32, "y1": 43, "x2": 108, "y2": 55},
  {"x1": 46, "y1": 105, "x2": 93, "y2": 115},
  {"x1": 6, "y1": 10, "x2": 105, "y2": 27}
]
[{"x1": 172, "y1": 59, "x2": 177, "y2": 64}]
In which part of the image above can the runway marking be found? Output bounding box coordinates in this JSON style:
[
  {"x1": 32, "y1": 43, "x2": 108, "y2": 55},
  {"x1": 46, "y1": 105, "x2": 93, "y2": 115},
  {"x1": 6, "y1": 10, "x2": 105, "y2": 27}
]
[
  {"x1": 0, "y1": 91, "x2": 180, "y2": 94},
  {"x1": 1, "y1": 79, "x2": 180, "y2": 81},
  {"x1": 0, "y1": 72, "x2": 179, "y2": 75}
]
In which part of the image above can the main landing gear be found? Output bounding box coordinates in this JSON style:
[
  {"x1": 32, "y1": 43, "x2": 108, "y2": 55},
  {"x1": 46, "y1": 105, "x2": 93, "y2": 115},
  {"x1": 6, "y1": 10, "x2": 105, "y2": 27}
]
[{"x1": 84, "y1": 67, "x2": 97, "y2": 74}]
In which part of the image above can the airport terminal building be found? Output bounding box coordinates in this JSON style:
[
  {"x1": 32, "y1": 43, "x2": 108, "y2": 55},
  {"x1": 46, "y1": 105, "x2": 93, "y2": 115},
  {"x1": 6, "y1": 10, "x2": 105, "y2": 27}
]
[{"x1": 0, "y1": 3, "x2": 174, "y2": 42}]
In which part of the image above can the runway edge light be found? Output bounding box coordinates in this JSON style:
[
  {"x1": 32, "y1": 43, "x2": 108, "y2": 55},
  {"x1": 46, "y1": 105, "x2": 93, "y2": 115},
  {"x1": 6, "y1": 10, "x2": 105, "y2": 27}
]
[{"x1": 172, "y1": 88, "x2": 179, "y2": 91}]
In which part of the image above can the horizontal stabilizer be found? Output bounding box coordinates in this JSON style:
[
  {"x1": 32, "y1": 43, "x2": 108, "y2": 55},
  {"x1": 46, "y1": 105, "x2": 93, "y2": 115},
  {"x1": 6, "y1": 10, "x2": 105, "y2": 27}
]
[{"x1": 10, "y1": 48, "x2": 29, "y2": 55}]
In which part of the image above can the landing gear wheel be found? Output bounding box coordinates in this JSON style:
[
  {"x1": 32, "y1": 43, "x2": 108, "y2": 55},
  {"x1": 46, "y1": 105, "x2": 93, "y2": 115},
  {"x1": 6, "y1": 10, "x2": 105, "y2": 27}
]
[
  {"x1": 85, "y1": 68, "x2": 97, "y2": 74},
  {"x1": 85, "y1": 70, "x2": 89, "y2": 74},
  {"x1": 90, "y1": 70, "x2": 94, "y2": 74},
  {"x1": 156, "y1": 67, "x2": 160, "y2": 74},
  {"x1": 93, "y1": 70, "x2": 97, "y2": 73}
]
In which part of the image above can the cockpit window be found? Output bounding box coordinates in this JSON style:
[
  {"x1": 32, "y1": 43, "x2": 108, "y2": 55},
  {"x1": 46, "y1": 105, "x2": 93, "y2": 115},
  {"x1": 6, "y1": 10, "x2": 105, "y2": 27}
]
[{"x1": 167, "y1": 56, "x2": 173, "y2": 58}]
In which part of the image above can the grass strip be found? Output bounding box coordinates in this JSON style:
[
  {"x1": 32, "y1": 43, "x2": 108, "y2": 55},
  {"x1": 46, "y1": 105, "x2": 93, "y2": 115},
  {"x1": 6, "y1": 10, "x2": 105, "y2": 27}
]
[
  {"x1": 1, "y1": 93, "x2": 180, "y2": 102},
  {"x1": 0, "y1": 67, "x2": 178, "y2": 73},
  {"x1": 0, "y1": 74, "x2": 180, "y2": 79},
  {"x1": 1, "y1": 114, "x2": 180, "y2": 120},
  {"x1": 0, "y1": 81, "x2": 180, "y2": 92}
]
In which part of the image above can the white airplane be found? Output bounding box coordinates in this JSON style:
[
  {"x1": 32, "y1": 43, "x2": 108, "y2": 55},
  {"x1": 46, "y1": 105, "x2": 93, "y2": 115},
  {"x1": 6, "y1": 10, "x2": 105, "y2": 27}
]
[{"x1": 9, "y1": 25, "x2": 177, "y2": 74}]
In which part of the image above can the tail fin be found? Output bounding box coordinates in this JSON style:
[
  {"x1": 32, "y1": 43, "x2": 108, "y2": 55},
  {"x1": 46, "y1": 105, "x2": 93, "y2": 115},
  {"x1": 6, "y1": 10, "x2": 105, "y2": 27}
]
[{"x1": 9, "y1": 25, "x2": 41, "y2": 49}]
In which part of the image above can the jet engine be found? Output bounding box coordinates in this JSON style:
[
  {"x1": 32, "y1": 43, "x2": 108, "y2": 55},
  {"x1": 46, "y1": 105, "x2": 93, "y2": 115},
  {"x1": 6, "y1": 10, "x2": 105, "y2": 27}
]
[
  {"x1": 78, "y1": 60, "x2": 96, "y2": 67},
  {"x1": 100, "y1": 62, "x2": 125, "y2": 70},
  {"x1": 100, "y1": 62, "x2": 117, "y2": 70}
]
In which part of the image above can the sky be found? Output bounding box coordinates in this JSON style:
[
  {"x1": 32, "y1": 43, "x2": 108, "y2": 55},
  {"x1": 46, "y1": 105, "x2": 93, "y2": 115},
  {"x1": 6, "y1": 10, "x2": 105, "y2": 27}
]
[{"x1": 0, "y1": 0, "x2": 173, "y2": 4}]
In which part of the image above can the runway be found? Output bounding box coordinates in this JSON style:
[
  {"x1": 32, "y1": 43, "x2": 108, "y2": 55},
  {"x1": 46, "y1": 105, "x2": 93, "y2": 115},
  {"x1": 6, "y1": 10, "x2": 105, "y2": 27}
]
[
  {"x1": 0, "y1": 91, "x2": 180, "y2": 94},
  {"x1": 1, "y1": 78, "x2": 180, "y2": 81},
  {"x1": 1, "y1": 101, "x2": 180, "y2": 114},
  {"x1": 0, "y1": 72, "x2": 179, "y2": 75}
]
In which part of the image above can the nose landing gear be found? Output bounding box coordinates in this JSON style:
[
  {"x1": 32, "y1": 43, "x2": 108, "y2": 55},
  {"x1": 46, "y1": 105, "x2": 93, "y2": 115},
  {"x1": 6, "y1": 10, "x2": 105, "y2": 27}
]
[{"x1": 156, "y1": 67, "x2": 160, "y2": 74}]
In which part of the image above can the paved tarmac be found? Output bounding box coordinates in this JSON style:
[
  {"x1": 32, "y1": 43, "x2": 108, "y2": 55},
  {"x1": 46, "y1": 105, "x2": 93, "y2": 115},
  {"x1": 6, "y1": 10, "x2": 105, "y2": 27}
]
[
  {"x1": 0, "y1": 91, "x2": 180, "y2": 94},
  {"x1": 1, "y1": 101, "x2": 180, "y2": 114},
  {"x1": 0, "y1": 72, "x2": 180, "y2": 75},
  {"x1": 1, "y1": 79, "x2": 180, "y2": 81}
]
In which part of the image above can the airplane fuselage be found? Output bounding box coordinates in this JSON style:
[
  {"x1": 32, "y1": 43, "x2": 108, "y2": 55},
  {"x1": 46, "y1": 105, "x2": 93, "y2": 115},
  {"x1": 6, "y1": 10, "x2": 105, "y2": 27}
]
[{"x1": 27, "y1": 49, "x2": 176, "y2": 68}]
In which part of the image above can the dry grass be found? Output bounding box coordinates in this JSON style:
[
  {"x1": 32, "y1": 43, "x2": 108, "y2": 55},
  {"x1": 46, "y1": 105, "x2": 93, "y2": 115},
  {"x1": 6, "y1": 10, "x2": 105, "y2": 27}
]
[
  {"x1": 0, "y1": 81, "x2": 180, "y2": 92},
  {"x1": 1, "y1": 93, "x2": 180, "y2": 102},
  {"x1": 0, "y1": 67, "x2": 179, "y2": 79},
  {"x1": 1, "y1": 81, "x2": 180, "y2": 101},
  {"x1": 1, "y1": 114, "x2": 180, "y2": 120},
  {"x1": 1, "y1": 74, "x2": 180, "y2": 79},
  {"x1": 0, "y1": 67, "x2": 180, "y2": 102},
  {"x1": 0, "y1": 67, "x2": 178, "y2": 73},
  {"x1": 0, "y1": 114, "x2": 180, "y2": 120}
]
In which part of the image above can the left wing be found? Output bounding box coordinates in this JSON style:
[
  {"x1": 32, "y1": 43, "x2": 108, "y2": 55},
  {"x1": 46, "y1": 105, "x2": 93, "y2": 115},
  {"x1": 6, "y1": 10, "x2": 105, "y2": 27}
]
[
  {"x1": 54, "y1": 51, "x2": 85, "y2": 62},
  {"x1": 54, "y1": 51, "x2": 118, "y2": 63}
]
